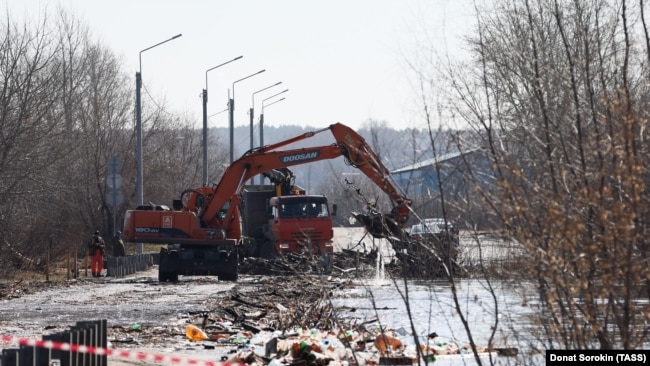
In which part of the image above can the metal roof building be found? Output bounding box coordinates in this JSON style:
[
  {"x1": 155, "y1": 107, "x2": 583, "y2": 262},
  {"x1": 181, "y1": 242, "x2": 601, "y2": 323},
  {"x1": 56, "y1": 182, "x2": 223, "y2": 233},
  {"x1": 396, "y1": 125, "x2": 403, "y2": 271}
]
[{"x1": 390, "y1": 148, "x2": 497, "y2": 226}]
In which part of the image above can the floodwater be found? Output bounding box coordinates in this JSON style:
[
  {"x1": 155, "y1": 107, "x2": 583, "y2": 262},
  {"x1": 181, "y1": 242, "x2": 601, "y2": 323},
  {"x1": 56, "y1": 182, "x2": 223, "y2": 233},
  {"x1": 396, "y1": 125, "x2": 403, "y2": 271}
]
[
  {"x1": 333, "y1": 228, "x2": 534, "y2": 348},
  {"x1": 331, "y1": 278, "x2": 544, "y2": 365},
  {"x1": 333, "y1": 227, "x2": 545, "y2": 365}
]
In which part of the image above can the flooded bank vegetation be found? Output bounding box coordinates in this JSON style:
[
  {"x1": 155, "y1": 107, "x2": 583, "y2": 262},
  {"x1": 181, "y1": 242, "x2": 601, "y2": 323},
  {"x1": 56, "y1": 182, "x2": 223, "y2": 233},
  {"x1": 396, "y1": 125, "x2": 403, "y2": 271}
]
[{"x1": 400, "y1": 0, "x2": 650, "y2": 359}]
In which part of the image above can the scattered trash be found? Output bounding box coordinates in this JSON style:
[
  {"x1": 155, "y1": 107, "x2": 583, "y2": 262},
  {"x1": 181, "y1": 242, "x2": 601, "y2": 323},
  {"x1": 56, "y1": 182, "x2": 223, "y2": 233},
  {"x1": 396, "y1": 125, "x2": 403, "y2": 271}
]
[
  {"x1": 174, "y1": 321, "x2": 500, "y2": 366},
  {"x1": 185, "y1": 324, "x2": 208, "y2": 341},
  {"x1": 25, "y1": 272, "x2": 513, "y2": 365},
  {"x1": 374, "y1": 333, "x2": 403, "y2": 354}
]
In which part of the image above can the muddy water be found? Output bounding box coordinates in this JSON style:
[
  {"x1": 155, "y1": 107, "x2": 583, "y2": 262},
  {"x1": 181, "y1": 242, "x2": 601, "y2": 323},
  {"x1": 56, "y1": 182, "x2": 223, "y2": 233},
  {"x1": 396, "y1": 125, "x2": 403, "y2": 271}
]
[
  {"x1": 333, "y1": 228, "x2": 535, "y2": 345},
  {"x1": 332, "y1": 279, "x2": 529, "y2": 344},
  {"x1": 333, "y1": 278, "x2": 544, "y2": 358},
  {"x1": 334, "y1": 231, "x2": 530, "y2": 344},
  {"x1": 332, "y1": 227, "x2": 545, "y2": 365}
]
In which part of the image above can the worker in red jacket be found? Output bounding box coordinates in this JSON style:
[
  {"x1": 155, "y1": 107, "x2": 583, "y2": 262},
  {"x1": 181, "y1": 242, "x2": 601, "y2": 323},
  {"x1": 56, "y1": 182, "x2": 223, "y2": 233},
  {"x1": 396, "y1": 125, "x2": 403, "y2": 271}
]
[{"x1": 89, "y1": 231, "x2": 105, "y2": 277}]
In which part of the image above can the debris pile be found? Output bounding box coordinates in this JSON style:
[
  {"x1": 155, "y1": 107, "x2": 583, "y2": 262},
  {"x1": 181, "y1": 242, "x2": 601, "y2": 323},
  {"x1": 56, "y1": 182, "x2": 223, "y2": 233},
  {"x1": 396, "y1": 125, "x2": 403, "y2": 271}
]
[
  {"x1": 107, "y1": 274, "x2": 502, "y2": 365},
  {"x1": 238, "y1": 249, "x2": 379, "y2": 277}
]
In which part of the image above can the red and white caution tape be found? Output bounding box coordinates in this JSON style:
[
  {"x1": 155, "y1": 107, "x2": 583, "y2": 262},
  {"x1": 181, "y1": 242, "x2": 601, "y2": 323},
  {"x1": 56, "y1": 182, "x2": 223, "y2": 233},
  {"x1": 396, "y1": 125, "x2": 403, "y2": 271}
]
[{"x1": 1, "y1": 334, "x2": 236, "y2": 365}]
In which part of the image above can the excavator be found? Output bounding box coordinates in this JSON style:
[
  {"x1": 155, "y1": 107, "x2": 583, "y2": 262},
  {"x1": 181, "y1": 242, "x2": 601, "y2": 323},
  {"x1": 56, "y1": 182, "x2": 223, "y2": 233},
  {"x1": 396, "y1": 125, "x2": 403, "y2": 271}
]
[{"x1": 122, "y1": 122, "x2": 412, "y2": 281}]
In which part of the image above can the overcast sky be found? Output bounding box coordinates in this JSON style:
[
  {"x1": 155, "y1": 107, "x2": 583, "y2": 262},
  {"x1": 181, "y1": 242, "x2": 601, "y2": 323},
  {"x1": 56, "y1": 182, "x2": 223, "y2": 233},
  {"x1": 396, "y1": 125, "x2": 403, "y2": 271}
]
[{"x1": 7, "y1": 0, "x2": 476, "y2": 132}]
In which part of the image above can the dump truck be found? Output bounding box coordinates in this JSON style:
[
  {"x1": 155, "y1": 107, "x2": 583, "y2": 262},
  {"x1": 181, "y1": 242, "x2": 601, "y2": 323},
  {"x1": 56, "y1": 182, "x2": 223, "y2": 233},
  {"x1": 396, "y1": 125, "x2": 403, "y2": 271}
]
[{"x1": 239, "y1": 168, "x2": 335, "y2": 264}]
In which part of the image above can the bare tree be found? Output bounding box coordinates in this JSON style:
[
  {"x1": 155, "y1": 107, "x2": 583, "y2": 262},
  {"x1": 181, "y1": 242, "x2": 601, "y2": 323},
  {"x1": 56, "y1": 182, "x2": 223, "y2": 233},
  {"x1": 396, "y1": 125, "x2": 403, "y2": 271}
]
[
  {"x1": 0, "y1": 8, "x2": 219, "y2": 274},
  {"x1": 431, "y1": 0, "x2": 650, "y2": 352},
  {"x1": 0, "y1": 11, "x2": 68, "y2": 271},
  {"x1": 141, "y1": 114, "x2": 229, "y2": 208}
]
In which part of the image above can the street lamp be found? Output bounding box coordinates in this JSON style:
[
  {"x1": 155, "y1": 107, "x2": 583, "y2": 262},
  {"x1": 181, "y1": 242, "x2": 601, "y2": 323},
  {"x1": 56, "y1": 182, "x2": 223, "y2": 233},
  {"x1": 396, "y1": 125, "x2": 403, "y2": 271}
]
[
  {"x1": 246, "y1": 81, "x2": 282, "y2": 184},
  {"x1": 135, "y1": 33, "x2": 181, "y2": 255},
  {"x1": 202, "y1": 55, "x2": 243, "y2": 186},
  {"x1": 258, "y1": 90, "x2": 288, "y2": 184},
  {"x1": 259, "y1": 96, "x2": 287, "y2": 147},
  {"x1": 135, "y1": 33, "x2": 182, "y2": 208},
  {"x1": 259, "y1": 88, "x2": 289, "y2": 146},
  {"x1": 250, "y1": 82, "x2": 282, "y2": 151},
  {"x1": 228, "y1": 69, "x2": 265, "y2": 163}
]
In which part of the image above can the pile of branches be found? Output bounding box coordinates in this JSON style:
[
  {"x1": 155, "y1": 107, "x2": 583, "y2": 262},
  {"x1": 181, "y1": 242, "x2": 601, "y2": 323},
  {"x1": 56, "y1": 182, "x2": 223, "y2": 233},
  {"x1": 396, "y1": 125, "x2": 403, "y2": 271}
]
[
  {"x1": 202, "y1": 275, "x2": 354, "y2": 332},
  {"x1": 238, "y1": 250, "x2": 379, "y2": 278}
]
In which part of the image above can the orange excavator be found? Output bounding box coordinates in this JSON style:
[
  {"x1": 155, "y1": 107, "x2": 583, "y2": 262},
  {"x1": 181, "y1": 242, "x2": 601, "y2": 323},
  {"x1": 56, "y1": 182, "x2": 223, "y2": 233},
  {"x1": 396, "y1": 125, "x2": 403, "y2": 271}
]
[{"x1": 122, "y1": 122, "x2": 412, "y2": 281}]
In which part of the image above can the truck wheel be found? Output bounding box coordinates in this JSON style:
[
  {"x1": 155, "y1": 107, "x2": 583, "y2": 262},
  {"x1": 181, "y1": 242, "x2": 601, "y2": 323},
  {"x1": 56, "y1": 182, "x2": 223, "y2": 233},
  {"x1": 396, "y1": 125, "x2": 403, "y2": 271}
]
[
  {"x1": 219, "y1": 271, "x2": 238, "y2": 281},
  {"x1": 159, "y1": 271, "x2": 178, "y2": 282}
]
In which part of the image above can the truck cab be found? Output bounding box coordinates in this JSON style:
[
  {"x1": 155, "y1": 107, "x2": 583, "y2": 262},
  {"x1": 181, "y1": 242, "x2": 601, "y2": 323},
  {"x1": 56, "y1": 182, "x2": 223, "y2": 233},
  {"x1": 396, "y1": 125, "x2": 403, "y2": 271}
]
[
  {"x1": 268, "y1": 195, "x2": 334, "y2": 255},
  {"x1": 240, "y1": 185, "x2": 334, "y2": 259}
]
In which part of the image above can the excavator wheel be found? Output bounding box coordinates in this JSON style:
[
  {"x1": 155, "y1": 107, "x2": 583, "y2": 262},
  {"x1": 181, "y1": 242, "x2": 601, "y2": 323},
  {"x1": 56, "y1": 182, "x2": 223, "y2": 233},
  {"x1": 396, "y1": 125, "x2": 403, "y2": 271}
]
[
  {"x1": 159, "y1": 271, "x2": 178, "y2": 282},
  {"x1": 219, "y1": 271, "x2": 238, "y2": 281}
]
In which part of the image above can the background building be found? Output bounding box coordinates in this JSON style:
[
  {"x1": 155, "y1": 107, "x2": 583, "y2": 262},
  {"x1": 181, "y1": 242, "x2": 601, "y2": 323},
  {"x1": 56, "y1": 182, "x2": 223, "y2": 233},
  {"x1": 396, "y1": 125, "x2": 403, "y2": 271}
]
[{"x1": 391, "y1": 148, "x2": 497, "y2": 229}]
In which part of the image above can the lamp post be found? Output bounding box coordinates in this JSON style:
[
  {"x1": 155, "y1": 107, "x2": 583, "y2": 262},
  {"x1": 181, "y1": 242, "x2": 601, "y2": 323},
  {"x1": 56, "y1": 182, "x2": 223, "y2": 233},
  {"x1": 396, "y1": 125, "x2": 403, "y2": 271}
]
[
  {"x1": 248, "y1": 82, "x2": 282, "y2": 182},
  {"x1": 202, "y1": 55, "x2": 243, "y2": 186},
  {"x1": 228, "y1": 69, "x2": 265, "y2": 163},
  {"x1": 136, "y1": 33, "x2": 182, "y2": 207},
  {"x1": 135, "y1": 33, "x2": 181, "y2": 254},
  {"x1": 250, "y1": 82, "x2": 282, "y2": 153},
  {"x1": 259, "y1": 88, "x2": 289, "y2": 147},
  {"x1": 258, "y1": 90, "x2": 288, "y2": 184},
  {"x1": 259, "y1": 96, "x2": 286, "y2": 148}
]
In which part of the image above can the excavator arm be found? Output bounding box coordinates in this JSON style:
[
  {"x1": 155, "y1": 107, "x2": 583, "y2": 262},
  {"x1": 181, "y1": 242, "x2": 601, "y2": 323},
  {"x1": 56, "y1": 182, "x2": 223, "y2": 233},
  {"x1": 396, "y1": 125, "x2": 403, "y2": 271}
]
[
  {"x1": 329, "y1": 123, "x2": 412, "y2": 234},
  {"x1": 187, "y1": 123, "x2": 411, "y2": 239}
]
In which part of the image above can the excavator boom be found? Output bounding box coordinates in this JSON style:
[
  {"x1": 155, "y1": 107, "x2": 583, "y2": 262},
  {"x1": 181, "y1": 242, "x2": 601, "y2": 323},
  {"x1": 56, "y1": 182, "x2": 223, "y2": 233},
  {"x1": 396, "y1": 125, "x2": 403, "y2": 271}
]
[{"x1": 195, "y1": 123, "x2": 411, "y2": 236}]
